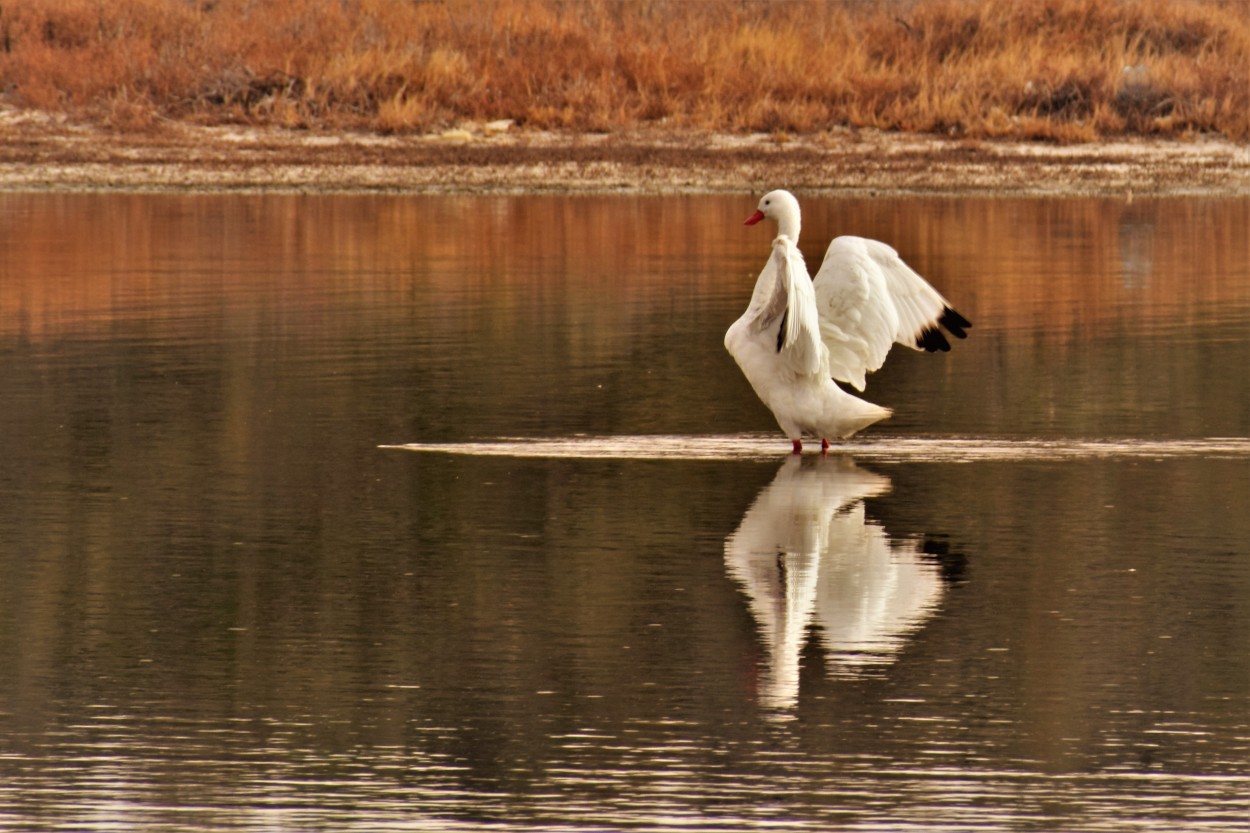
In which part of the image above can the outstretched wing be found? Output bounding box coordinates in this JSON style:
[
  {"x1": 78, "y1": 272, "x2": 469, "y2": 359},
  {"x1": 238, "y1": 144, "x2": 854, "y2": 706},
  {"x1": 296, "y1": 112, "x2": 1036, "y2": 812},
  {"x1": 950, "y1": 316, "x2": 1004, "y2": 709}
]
[
  {"x1": 812, "y1": 236, "x2": 970, "y2": 391},
  {"x1": 742, "y1": 236, "x2": 826, "y2": 378}
]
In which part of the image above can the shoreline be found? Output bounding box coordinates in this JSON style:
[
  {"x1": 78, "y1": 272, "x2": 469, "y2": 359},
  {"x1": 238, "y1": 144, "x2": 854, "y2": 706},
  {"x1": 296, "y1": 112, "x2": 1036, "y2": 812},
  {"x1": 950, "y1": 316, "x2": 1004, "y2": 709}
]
[{"x1": 2, "y1": 116, "x2": 1249, "y2": 196}]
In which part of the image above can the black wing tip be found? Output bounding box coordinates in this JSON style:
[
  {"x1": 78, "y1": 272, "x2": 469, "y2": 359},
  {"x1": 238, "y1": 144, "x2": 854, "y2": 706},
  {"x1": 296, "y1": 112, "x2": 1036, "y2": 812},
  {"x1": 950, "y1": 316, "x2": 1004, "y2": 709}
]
[
  {"x1": 916, "y1": 307, "x2": 972, "y2": 352},
  {"x1": 917, "y1": 326, "x2": 952, "y2": 352},
  {"x1": 940, "y1": 307, "x2": 972, "y2": 339}
]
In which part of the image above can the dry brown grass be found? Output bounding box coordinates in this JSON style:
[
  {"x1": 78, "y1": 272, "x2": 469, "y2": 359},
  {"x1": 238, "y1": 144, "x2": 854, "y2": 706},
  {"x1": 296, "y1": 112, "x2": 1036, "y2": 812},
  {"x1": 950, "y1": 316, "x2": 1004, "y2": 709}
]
[{"x1": 1, "y1": 0, "x2": 1248, "y2": 141}]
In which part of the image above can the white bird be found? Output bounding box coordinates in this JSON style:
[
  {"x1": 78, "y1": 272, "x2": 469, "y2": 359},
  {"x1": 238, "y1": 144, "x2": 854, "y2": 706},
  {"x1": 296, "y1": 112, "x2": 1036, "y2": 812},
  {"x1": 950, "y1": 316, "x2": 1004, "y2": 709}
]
[{"x1": 724, "y1": 189, "x2": 970, "y2": 453}]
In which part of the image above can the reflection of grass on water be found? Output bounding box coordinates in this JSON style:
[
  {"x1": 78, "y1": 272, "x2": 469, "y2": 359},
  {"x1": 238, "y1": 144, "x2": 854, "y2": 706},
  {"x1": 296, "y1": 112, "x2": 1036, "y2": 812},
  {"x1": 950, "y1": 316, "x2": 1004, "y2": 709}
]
[{"x1": 2, "y1": 0, "x2": 1248, "y2": 141}]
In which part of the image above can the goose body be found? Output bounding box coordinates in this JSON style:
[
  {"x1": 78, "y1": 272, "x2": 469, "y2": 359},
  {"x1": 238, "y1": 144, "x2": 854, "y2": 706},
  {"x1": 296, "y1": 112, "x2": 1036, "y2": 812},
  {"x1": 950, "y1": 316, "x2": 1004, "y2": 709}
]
[{"x1": 725, "y1": 190, "x2": 970, "y2": 452}]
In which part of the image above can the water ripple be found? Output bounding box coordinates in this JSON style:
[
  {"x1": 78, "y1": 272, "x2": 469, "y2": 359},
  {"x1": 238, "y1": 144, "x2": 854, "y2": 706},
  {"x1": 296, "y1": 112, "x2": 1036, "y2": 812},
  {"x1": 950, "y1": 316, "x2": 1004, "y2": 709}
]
[{"x1": 384, "y1": 434, "x2": 1250, "y2": 463}]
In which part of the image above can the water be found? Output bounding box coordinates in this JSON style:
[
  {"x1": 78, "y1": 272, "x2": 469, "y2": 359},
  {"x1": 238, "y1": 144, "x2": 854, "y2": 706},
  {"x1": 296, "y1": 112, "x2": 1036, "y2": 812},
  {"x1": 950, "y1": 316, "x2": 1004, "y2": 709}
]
[{"x1": 1, "y1": 193, "x2": 1249, "y2": 831}]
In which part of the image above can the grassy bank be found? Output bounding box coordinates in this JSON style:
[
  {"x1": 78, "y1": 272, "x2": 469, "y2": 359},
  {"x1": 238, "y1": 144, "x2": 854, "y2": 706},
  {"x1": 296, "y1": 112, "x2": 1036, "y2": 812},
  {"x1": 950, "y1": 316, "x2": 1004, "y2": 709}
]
[{"x1": 1, "y1": 0, "x2": 1248, "y2": 141}]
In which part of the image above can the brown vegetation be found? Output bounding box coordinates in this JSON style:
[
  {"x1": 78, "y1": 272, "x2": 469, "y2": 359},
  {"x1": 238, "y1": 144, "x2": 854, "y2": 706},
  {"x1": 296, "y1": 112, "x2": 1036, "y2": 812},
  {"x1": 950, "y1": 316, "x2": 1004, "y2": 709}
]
[{"x1": 1, "y1": 0, "x2": 1248, "y2": 141}]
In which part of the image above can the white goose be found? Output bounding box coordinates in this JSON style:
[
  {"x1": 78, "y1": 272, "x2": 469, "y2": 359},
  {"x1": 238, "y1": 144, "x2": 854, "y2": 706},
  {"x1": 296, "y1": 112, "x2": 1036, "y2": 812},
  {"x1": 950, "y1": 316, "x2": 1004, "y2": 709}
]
[{"x1": 725, "y1": 189, "x2": 971, "y2": 453}]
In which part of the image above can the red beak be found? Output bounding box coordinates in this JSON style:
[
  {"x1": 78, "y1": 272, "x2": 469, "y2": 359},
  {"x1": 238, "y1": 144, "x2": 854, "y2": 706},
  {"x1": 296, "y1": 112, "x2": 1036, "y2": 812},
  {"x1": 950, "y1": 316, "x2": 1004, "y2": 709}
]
[{"x1": 744, "y1": 210, "x2": 765, "y2": 226}]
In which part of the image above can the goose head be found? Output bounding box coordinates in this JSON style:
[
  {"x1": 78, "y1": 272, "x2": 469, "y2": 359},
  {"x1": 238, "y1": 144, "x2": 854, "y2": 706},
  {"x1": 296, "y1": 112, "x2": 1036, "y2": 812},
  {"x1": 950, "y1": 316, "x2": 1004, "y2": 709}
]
[{"x1": 744, "y1": 189, "x2": 802, "y2": 242}]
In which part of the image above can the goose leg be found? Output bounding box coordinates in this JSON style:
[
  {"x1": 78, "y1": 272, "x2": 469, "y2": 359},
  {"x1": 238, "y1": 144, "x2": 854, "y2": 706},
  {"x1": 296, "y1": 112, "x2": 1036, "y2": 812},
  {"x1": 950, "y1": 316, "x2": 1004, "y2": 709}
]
[
  {"x1": 820, "y1": 438, "x2": 830, "y2": 453},
  {"x1": 791, "y1": 439, "x2": 803, "y2": 455}
]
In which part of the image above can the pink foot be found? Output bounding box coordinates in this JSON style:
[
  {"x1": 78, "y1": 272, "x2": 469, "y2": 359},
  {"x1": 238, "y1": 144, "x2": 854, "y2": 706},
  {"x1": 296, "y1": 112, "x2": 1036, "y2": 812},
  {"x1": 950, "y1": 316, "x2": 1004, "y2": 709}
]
[
  {"x1": 791, "y1": 439, "x2": 803, "y2": 455},
  {"x1": 821, "y1": 438, "x2": 830, "y2": 453}
]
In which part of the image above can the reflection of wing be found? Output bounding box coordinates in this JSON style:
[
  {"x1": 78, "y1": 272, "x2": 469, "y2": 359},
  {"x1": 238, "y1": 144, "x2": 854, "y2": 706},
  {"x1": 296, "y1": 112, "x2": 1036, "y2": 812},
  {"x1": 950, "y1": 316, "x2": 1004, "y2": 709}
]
[
  {"x1": 813, "y1": 506, "x2": 944, "y2": 673},
  {"x1": 725, "y1": 455, "x2": 944, "y2": 711}
]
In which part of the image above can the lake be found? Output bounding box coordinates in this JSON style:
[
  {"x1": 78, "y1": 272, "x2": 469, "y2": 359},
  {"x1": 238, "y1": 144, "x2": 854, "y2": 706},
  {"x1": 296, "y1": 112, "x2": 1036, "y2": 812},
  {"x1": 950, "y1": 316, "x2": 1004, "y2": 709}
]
[{"x1": 1, "y1": 193, "x2": 1248, "y2": 831}]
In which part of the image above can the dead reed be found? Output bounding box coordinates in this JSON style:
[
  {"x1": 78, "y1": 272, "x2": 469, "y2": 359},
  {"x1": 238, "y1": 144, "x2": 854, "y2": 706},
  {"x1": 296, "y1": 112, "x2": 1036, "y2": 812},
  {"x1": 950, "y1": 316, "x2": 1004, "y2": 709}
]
[{"x1": 1, "y1": 0, "x2": 1247, "y2": 141}]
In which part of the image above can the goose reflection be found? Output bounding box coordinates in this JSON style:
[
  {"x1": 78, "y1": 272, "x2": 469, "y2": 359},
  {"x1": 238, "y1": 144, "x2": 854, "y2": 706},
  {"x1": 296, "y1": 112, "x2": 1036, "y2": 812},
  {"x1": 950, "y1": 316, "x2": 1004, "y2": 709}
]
[{"x1": 725, "y1": 455, "x2": 946, "y2": 711}]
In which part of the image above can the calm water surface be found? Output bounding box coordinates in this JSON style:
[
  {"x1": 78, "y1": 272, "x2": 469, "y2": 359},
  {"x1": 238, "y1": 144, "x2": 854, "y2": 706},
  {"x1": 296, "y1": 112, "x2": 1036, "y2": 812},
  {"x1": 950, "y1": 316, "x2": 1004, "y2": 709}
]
[{"x1": 1, "y1": 194, "x2": 1248, "y2": 831}]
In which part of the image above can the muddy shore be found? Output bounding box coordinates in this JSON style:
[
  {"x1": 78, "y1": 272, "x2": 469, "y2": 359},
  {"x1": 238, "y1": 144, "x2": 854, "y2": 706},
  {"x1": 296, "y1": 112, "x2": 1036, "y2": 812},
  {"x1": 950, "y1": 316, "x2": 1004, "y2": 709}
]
[{"x1": 2, "y1": 114, "x2": 1248, "y2": 196}]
